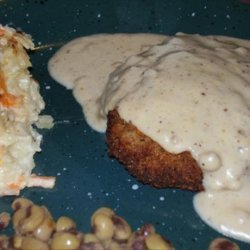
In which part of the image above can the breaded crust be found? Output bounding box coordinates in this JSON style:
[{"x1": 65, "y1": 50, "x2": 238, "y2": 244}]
[{"x1": 106, "y1": 110, "x2": 204, "y2": 191}]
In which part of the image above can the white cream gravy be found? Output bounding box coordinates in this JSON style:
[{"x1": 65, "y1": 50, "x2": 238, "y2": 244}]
[
  {"x1": 48, "y1": 33, "x2": 167, "y2": 132},
  {"x1": 48, "y1": 33, "x2": 250, "y2": 242}
]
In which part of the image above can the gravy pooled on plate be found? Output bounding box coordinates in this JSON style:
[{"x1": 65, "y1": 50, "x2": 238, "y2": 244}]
[{"x1": 48, "y1": 33, "x2": 250, "y2": 243}]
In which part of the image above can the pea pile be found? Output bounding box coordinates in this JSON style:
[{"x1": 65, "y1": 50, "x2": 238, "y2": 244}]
[{"x1": 0, "y1": 198, "x2": 173, "y2": 250}]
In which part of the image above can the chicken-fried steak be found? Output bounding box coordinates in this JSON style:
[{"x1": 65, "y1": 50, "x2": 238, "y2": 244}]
[{"x1": 106, "y1": 110, "x2": 204, "y2": 191}]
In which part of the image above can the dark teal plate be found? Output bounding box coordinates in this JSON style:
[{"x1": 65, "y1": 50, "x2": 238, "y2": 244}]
[{"x1": 0, "y1": 1, "x2": 250, "y2": 249}]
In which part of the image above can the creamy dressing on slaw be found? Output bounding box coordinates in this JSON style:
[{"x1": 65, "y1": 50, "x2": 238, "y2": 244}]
[{"x1": 48, "y1": 33, "x2": 250, "y2": 242}]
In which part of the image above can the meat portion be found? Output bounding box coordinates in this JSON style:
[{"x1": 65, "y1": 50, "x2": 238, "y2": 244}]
[{"x1": 106, "y1": 110, "x2": 204, "y2": 191}]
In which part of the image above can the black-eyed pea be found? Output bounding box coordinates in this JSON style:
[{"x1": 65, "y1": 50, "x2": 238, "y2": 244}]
[
  {"x1": 91, "y1": 207, "x2": 114, "y2": 225},
  {"x1": 126, "y1": 234, "x2": 146, "y2": 250},
  {"x1": 84, "y1": 233, "x2": 100, "y2": 243},
  {"x1": 112, "y1": 215, "x2": 132, "y2": 241},
  {"x1": 19, "y1": 205, "x2": 45, "y2": 234},
  {"x1": 145, "y1": 233, "x2": 173, "y2": 250},
  {"x1": 50, "y1": 232, "x2": 80, "y2": 250},
  {"x1": 33, "y1": 214, "x2": 55, "y2": 241},
  {"x1": 81, "y1": 242, "x2": 105, "y2": 250},
  {"x1": 13, "y1": 235, "x2": 23, "y2": 249},
  {"x1": 92, "y1": 213, "x2": 114, "y2": 240},
  {"x1": 11, "y1": 198, "x2": 33, "y2": 211},
  {"x1": 76, "y1": 232, "x2": 84, "y2": 242},
  {"x1": 12, "y1": 208, "x2": 26, "y2": 231},
  {"x1": 134, "y1": 224, "x2": 156, "y2": 239},
  {"x1": 82, "y1": 233, "x2": 104, "y2": 250},
  {"x1": 106, "y1": 240, "x2": 124, "y2": 250},
  {"x1": 56, "y1": 216, "x2": 76, "y2": 232},
  {"x1": 208, "y1": 237, "x2": 240, "y2": 250},
  {"x1": 21, "y1": 236, "x2": 49, "y2": 250}
]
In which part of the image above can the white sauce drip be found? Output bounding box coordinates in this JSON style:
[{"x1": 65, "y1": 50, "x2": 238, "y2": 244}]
[{"x1": 48, "y1": 33, "x2": 250, "y2": 243}]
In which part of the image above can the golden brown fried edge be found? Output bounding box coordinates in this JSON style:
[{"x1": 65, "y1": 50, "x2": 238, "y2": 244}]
[{"x1": 106, "y1": 110, "x2": 204, "y2": 192}]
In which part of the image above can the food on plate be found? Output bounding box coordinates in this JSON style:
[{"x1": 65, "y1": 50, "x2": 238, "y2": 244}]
[
  {"x1": 0, "y1": 212, "x2": 10, "y2": 230},
  {"x1": 48, "y1": 33, "x2": 250, "y2": 242},
  {"x1": 0, "y1": 198, "x2": 174, "y2": 250},
  {"x1": 106, "y1": 110, "x2": 203, "y2": 191},
  {"x1": 208, "y1": 238, "x2": 240, "y2": 250},
  {"x1": 0, "y1": 25, "x2": 55, "y2": 196},
  {"x1": 48, "y1": 33, "x2": 167, "y2": 132}
]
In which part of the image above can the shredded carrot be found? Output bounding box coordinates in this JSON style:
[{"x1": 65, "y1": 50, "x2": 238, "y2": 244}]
[
  {"x1": 0, "y1": 93, "x2": 22, "y2": 108},
  {"x1": 0, "y1": 27, "x2": 5, "y2": 36},
  {"x1": 7, "y1": 183, "x2": 20, "y2": 190},
  {"x1": 0, "y1": 72, "x2": 7, "y2": 93},
  {"x1": 0, "y1": 71, "x2": 22, "y2": 108},
  {"x1": 7, "y1": 176, "x2": 24, "y2": 190},
  {"x1": 28, "y1": 175, "x2": 56, "y2": 189}
]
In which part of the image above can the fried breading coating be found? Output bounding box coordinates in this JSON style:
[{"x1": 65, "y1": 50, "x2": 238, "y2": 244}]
[{"x1": 106, "y1": 110, "x2": 204, "y2": 191}]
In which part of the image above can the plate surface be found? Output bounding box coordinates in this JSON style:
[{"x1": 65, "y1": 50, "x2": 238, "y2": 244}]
[{"x1": 0, "y1": 0, "x2": 250, "y2": 249}]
